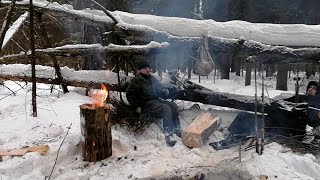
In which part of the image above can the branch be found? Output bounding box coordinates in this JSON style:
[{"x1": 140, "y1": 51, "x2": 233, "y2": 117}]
[
  {"x1": 0, "y1": 0, "x2": 17, "y2": 53},
  {"x1": 46, "y1": 123, "x2": 72, "y2": 180},
  {"x1": 90, "y1": 0, "x2": 118, "y2": 24}
]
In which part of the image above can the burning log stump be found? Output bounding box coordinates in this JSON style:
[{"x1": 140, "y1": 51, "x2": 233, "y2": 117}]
[{"x1": 80, "y1": 104, "x2": 112, "y2": 161}]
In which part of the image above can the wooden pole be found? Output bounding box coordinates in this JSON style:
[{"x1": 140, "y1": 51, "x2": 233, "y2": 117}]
[
  {"x1": 29, "y1": 0, "x2": 37, "y2": 117},
  {"x1": 80, "y1": 104, "x2": 112, "y2": 162}
]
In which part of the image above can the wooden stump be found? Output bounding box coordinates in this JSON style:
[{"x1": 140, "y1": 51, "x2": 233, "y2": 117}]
[{"x1": 80, "y1": 104, "x2": 112, "y2": 162}]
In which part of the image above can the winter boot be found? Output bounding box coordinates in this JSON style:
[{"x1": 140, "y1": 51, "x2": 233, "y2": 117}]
[{"x1": 165, "y1": 133, "x2": 177, "y2": 147}]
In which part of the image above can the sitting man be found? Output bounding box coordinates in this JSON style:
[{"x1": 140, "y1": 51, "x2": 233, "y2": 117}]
[
  {"x1": 126, "y1": 60, "x2": 181, "y2": 146},
  {"x1": 210, "y1": 81, "x2": 320, "y2": 150}
]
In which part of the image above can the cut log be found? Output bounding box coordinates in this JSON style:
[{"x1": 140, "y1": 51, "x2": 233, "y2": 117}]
[
  {"x1": 0, "y1": 145, "x2": 49, "y2": 156},
  {"x1": 80, "y1": 103, "x2": 112, "y2": 162},
  {"x1": 182, "y1": 112, "x2": 220, "y2": 148}
]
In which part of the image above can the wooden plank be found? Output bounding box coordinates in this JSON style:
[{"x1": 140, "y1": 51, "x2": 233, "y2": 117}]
[{"x1": 0, "y1": 145, "x2": 49, "y2": 156}]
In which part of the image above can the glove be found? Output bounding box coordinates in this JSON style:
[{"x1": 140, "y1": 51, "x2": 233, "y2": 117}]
[
  {"x1": 162, "y1": 89, "x2": 169, "y2": 96},
  {"x1": 136, "y1": 107, "x2": 142, "y2": 114}
]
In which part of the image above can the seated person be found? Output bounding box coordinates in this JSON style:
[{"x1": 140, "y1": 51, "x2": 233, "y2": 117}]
[
  {"x1": 210, "y1": 81, "x2": 320, "y2": 150},
  {"x1": 126, "y1": 60, "x2": 181, "y2": 147}
]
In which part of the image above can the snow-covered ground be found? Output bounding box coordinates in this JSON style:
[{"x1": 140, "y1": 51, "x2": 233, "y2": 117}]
[{"x1": 1, "y1": 72, "x2": 320, "y2": 180}]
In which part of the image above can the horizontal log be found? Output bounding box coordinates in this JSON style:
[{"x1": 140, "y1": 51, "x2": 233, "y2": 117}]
[
  {"x1": 0, "y1": 64, "x2": 130, "y2": 91},
  {"x1": 178, "y1": 81, "x2": 265, "y2": 112},
  {"x1": 0, "y1": 74, "x2": 125, "y2": 91},
  {"x1": 0, "y1": 43, "x2": 169, "y2": 65}
]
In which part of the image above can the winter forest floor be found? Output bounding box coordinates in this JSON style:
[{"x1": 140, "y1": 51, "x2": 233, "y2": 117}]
[{"x1": 1, "y1": 72, "x2": 320, "y2": 180}]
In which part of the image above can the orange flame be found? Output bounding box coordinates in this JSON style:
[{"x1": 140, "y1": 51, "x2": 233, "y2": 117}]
[{"x1": 91, "y1": 84, "x2": 108, "y2": 108}]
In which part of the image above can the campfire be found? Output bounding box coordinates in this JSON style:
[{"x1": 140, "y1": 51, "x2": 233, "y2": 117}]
[
  {"x1": 80, "y1": 84, "x2": 112, "y2": 162},
  {"x1": 90, "y1": 84, "x2": 109, "y2": 108}
]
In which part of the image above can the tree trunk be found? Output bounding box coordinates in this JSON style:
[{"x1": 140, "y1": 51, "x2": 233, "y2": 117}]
[
  {"x1": 220, "y1": 53, "x2": 231, "y2": 79},
  {"x1": 245, "y1": 61, "x2": 252, "y2": 86},
  {"x1": 276, "y1": 64, "x2": 288, "y2": 91},
  {"x1": 29, "y1": 0, "x2": 37, "y2": 117},
  {"x1": 80, "y1": 104, "x2": 112, "y2": 162},
  {"x1": 234, "y1": 55, "x2": 241, "y2": 76}
]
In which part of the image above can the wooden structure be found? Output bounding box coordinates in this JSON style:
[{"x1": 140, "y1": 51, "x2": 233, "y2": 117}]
[{"x1": 80, "y1": 104, "x2": 112, "y2": 162}]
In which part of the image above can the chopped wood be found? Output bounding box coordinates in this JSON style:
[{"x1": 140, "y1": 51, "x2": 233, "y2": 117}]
[
  {"x1": 0, "y1": 145, "x2": 49, "y2": 156},
  {"x1": 182, "y1": 112, "x2": 220, "y2": 148}
]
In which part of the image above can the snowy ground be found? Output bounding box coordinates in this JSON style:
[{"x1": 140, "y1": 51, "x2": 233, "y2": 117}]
[{"x1": 1, "y1": 72, "x2": 320, "y2": 180}]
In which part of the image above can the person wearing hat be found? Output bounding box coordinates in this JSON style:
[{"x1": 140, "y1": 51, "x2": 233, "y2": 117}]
[{"x1": 126, "y1": 60, "x2": 181, "y2": 147}]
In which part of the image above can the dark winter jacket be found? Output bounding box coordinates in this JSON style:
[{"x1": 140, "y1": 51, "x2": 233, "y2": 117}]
[{"x1": 126, "y1": 73, "x2": 165, "y2": 109}]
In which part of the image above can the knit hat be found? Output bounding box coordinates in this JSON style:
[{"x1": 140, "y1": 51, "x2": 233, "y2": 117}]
[
  {"x1": 306, "y1": 81, "x2": 319, "y2": 94},
  {"x1": 137, "y1": 60, "x2": 150, "y2": 70}
]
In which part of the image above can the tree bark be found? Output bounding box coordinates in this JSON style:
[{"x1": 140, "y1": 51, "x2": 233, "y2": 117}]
[
  {"x1": 245, "y1": 61, "x2": 252, "y2": 86},
  {"x1": 0, "y1": 74, "x2": 125, "y2": 91},
  {"x1": 29, "y1": 0, "x2": 37, "y2": 117},
  {"x1": 180, "y1": 81, "x2": 264, "y2": 112},
  {"x1": 220, "y1": 53, "x2": 231, "y2": 79},
  {"x1": 276, "y1": 64, "x2": 288, "y2": 91},
  {"x1": 80, "y1": 104, "x2": 112, "y2": 162}
]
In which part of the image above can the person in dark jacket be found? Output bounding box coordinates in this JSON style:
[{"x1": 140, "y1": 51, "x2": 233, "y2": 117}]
[
  {"x1": 126, "y1": 60, "x2": 181, "y2": 146},
  {"x1": 210, "y1": 81, "x2": 320, "y2": 150}
]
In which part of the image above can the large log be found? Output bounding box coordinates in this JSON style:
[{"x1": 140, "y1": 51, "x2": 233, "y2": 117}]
[
  {"x1": 0, "y1": 43, "x2": 169, "y2": 65},
  {"x1": 0, "y1": 74, "x2": 125, "y2": 91},
  {"x1": 80, "y1": 104, "x2": 112, "y2": 161},
  {"x1": 178, "y1": 80, "x2": 265, "y2": 113}
]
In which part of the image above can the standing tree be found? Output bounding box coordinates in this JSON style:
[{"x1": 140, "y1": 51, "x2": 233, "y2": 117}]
[
  {"x1": 29, "y1": 0, "x2": 37, "y2": 117},
  {"x1": 276, "y1": 64, "x2": 288, "y2": 91}
]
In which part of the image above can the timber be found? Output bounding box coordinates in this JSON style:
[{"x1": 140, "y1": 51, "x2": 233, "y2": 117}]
[
  {"x1": 0, "y1": 74, "x2": 125, "y2": 91},
  {"x1": 180, "y1": 80, "x2": 265, "y2": 113},
  {"x1": 0, "y1": 44, "x2": 169, "y2": 65},
  {"x1": 1, "y1": 2, "x2": 320, "y2": 65},
  {"x1": 80, "y1": 104, "x2": 112, "y2": 161}
]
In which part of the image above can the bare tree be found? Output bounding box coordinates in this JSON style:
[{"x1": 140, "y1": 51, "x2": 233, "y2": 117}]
[{"x1": 29, "y1": 0, "x2": 37, "y2": 117}]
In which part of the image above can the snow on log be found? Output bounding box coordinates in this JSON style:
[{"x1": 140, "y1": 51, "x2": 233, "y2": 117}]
[
  {"x1": 0, "y1": 42, "x2": 170, "y2": 65},
  {"x1": 1, "y1": 2, "x2": 320, "y2": 64},
  {"x1": 182, "y1": 112, "x2": 220, "y2": 148},
  {"x1": 0, "y1": 64, "x2": 130, "y2": 90},
  {"x1": 3, "y1": 1, "x2": 320, "y2": 47}
]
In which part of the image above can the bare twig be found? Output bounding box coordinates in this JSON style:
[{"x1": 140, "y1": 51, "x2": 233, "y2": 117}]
[
  {"x1": 46, "y1": 123, "x2": 72, "y2": 180},
  {"x1": 0, "y1": 82, "x2": 16, "y2": 95}
]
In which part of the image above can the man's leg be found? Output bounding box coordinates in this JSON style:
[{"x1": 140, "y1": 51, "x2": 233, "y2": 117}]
[
  {"x1": 162, "y1": 101, "x2": 181, "y2": 136},
  {"x1": 144, "y1": 100, "x2": 175, "y2": 134},
  {"x1": 144, "y1": 100, "x2": 177, "y2": 146}
]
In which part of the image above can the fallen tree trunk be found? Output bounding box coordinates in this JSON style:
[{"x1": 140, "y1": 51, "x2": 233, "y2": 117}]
[
  {"x1": 179, "y1": 81, "x2": 265, "y2": 113},
  {"x1": 0, "y1": 43, "x2": 169, "y2": 65},
  {"x1": 0, "y1": 74, "x2": 124, "y2": 91}
]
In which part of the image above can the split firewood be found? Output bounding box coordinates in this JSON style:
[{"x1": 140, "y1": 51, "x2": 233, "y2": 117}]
[
  {"x1": 0, "y1": 145, "x2": 49, "y2": 156},
  {"x1": 182, "y1": 112, "x2": 221, "y2": 148}
]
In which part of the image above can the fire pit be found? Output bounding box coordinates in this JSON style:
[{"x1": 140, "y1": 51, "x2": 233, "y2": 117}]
[{"x1": 80, "y1": 84, "x2": 112, "y2": 162}]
